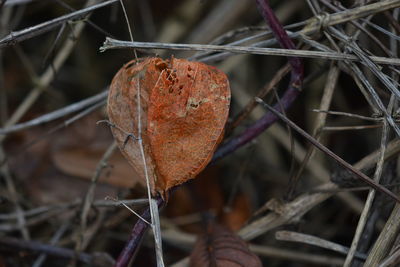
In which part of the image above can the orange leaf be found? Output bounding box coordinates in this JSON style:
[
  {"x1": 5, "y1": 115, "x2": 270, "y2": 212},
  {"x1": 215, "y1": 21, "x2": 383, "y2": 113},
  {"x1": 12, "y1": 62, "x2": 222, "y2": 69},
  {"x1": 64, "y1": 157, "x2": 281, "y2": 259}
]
[{"x1": 107, "y1": 57, "x2": 230, "y2": 196}]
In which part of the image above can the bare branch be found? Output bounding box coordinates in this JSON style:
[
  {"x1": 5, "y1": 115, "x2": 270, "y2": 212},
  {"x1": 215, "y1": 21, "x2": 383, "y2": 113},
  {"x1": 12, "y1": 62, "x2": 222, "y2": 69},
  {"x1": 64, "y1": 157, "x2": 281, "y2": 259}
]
[
  {"x1": 0, "y1": 0, "x2": 118, "y2": 48},
  {"x1": 275, "y1": 230, "x2": 367, "y2": 260},
  {"x1": 100, "y1": 38, "x2": 400, "y2": 66},
  {"x1": 0, "y1": 90, "x2": 108, "y2": 135}
]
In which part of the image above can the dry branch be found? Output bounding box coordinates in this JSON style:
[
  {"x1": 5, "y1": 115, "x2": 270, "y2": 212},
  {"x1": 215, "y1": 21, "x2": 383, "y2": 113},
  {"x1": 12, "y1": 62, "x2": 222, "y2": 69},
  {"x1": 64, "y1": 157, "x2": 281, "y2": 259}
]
[
  {"x1": 100, "y1": 38, "x2": 400, "y2": 66},
  {"x1": 0, "y1": 0, "x2": 118, "y2": 48}
]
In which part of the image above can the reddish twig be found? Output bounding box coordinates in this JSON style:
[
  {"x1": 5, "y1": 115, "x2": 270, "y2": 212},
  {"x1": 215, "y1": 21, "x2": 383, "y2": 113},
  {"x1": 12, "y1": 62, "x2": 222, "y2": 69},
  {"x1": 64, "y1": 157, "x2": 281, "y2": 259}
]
[
  {"x1": 114, "y1": 1, "x2": 304, "y2": 266},
  {"x1": 212, "y1": 0, "x2": 304, "y2": 161},
  {"x1": 114, "y1": 197, "x2": 164, "y2": 267}
]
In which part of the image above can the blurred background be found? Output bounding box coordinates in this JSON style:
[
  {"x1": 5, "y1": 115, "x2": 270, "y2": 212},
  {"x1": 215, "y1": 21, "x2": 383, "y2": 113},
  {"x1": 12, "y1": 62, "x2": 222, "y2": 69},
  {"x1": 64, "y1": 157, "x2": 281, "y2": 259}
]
[{"x1": 1, "y1": 0, "x2": 400, "y2": 266}]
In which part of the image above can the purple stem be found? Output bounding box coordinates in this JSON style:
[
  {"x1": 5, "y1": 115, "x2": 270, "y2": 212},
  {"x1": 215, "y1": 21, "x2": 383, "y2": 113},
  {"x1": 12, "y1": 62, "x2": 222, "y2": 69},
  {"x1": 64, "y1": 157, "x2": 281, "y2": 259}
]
[
  {"x1": 114, "y1": 197, "x2": 164, "y2": 267},
  {"x1": 256, "y1": 0, "x2": 303, "y2": 75},
  {"x1": 213, "y1": 0, "x2": 303, "y2": 161},
  {"x1": 114, "y1": 1, "x2": 304, "y2": 266},
  {"x1": 212, "y1": 87, "x2": 300, "y2": 160}
]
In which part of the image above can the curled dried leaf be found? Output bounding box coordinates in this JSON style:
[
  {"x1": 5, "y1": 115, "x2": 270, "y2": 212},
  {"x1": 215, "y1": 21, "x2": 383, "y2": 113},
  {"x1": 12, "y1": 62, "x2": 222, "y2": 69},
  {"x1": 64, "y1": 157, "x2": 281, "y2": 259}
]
[
  {"x1": 107, "y1": 57, "x2": 230, "y2": 196},
  {"x1": 190, "y1": 223, "x2": 262, "y2": 267}
]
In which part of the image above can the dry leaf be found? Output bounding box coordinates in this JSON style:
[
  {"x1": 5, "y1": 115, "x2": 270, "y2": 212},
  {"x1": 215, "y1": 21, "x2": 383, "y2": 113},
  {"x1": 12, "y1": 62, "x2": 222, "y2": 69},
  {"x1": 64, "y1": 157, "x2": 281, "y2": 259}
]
[
  {"x1": 7, "y1": 112, "x2": 131, "y2": 204},
  {"x1": 190, "y1": 223, "x2": 262, "y2": 267},
  {"x1": 108, "y1": 57, "x2": 230, "y2": 196},
  {"x1": 52, "y1": 147, "x2": 137, "y2": 188},
  {"x1": 50, "y1": 112, "x2": 137, "y2": 188}
]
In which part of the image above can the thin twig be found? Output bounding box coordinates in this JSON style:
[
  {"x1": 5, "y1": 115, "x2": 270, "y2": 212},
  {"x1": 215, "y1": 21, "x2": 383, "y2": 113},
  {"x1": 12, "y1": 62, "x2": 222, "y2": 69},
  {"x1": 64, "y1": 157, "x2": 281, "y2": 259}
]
[
  {"x1": 249, "y1": 244, "x2": 344, "y2": 266},
  {"x1": 0, "y1": 147, "x2": 30, "y2": 239},
  {"x1": 344, "y1": 119, "x2": 389, "y2": 266},
  {"x1": 290, "y1": 65, "x2": 339, "y2": 199},
  {"x1": 4, "y1": 0, "x2": 38, "y2": 6},
  {"x1": 322, "y1": 125, "x2": 381, "y2": 131},
  {"x1": 0, "y1": 90, "x2": 108, "y2": 135},
  {"x1": 0, "y1": 0, "x2": 103, "y2": 145},
  {"x1": 0, "y1": 0, "x2": 118, "y2": 48},
  {"x1": 54, "y1": 0, "x2": 114, "y2": 38},
  {"x1": 134, "y1": 71, "x2": 165, "y2": 267},
  {"x1": 100, "y1": 38, "x2": 400, "y2": 66},
  {"x1": 334, "y1": 29, "x2": 400, "y2": 100},
  {"x1": 78, "y1": 209, "x2": 107, "y2": 254},
  {"x1": 312, "y1": 109, "x2": 383, "y2": 121},
  {"x1": 319, "y1": 0, "x2": 393, "y2": 56},
  {"x1": 114, "y1": 197, "x2": 164, "y2": 267},
  {"x1": 275, "y1": 230, "x2": 367, "y2": 260},
  {"x1": 0, "y1": 236, "x2": 113, "y2": 265},
  {"x1": 348, "y1": 60, "x2": 400, "y2": 136},
  {"x1": 364, "y1": 203, "x2": 400, "y2": 266},
  {"x1": 256, "y1": 98, "x2": 400, "y2": 203},
  {"x1": 227, "y1": 63, "x2": 291, "y2": 132},
  {"x1": 32, "y1": 221, "x2": 70, "y2": 267},
  {"x1": 77, "y1": 142, "x2": 117, "y2": 251},
  {"x1": 105, "y1": 197, "x2": 150, "y2": 225},
  {"x1": 0, "y1": 199, "x2": 147, "y2": 221}
]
